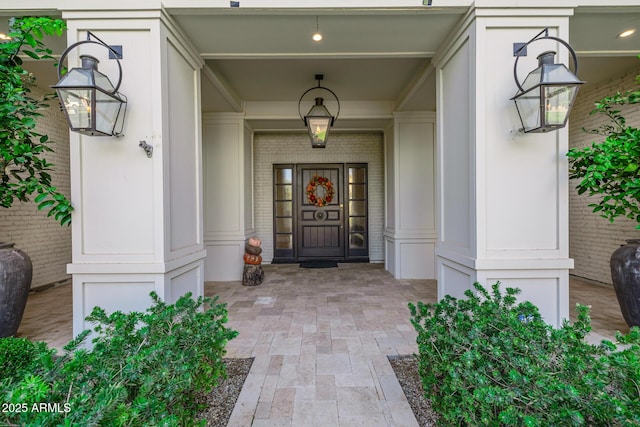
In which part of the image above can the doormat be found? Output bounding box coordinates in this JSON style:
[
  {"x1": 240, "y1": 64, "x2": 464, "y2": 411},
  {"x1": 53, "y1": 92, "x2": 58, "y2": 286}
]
[{"x1": 299, "y1": 260, "x2": 338, "y2": 269}]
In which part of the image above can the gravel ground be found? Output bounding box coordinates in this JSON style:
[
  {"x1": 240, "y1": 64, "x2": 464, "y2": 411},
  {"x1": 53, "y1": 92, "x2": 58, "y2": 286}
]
[
  {"x1": 198, "y1": 358, "x2": 254, "y2": 427},
  {"x1": 197, "y1": 356, "x2": 435, "y2": 427},
  {"x1": 388, "y1": 355, "x2": 439, "y2": 427}
]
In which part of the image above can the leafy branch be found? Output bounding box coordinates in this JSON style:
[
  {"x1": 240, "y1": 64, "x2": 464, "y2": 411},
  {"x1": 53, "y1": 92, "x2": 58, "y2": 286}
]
[
  {"x1": 0, "y1": 16, "x2": 72, "y2": 226},
  {"x1": 567, "y1": 69, "x2": 640, "y2": 228}
]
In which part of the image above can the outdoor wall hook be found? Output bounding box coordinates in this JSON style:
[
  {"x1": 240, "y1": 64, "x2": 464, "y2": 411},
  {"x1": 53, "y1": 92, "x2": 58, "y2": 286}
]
[{"x1": 139, "y1": 140, "x2": 153, "y2": 158}]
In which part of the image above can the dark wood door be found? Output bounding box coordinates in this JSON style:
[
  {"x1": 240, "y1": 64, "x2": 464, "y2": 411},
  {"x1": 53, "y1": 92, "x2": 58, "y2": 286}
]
[{"x1": 297, "y1": 164, "x2": 344, "y2": 259}]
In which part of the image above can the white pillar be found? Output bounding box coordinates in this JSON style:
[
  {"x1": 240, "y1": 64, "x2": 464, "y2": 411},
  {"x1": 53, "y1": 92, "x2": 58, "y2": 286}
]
[
  {"x1": 202, "y1": 113, "x2": 255, "y2": 281},
  {"x1": 384, "y1": 112, "x2": 437, "y2": 279},
  {"x1": 64, "y1": 10, "x2": 206, "y2": 336},
  {"x1": 434, "y1": 7, "x2": 575, "y2": 327}
]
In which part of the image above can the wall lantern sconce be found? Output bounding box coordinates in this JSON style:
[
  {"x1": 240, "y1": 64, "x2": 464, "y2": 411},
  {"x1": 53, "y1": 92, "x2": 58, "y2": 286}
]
[
  {"x1": 298, "y1": 74, "x2": 340, "y2": 148},
  {"x1": 52, "y1": 32, "x2": 127, "y2": 137},
  {"x1": 511, "y1": 29, "x2": 584, "y2": 133}
]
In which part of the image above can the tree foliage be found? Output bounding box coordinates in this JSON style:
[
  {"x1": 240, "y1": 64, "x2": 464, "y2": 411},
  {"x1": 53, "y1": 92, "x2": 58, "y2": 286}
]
[
  {"x1": 567, "y1": 70, "x2": 640, "y2": 228},
  {"x1": 0, "y1": 16, "x2": 72, "y2": 226}
]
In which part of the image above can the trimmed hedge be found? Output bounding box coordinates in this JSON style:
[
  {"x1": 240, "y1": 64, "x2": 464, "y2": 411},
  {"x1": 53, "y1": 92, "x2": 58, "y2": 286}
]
[
  {"x1": 0, "y1": 292, "x2": 238, "y2": 426},
  {"x1": 409, "y1": 283, "x2": 640, "y2": 426}
]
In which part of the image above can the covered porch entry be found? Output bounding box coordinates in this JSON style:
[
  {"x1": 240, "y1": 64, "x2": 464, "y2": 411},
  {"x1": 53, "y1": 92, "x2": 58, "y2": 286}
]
[{"x1": 11, "y1": 1, "x2": 636, "y2": 336}]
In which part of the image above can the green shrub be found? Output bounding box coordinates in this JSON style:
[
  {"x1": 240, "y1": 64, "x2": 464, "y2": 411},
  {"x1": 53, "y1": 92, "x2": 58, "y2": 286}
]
[
  {"x1": 0, "y1": 292, "x2": 238, "y2": 426},
  {"x1": 409, "y1": 283, "x2": 640, "y2": 426},
  {"x1": 0, "y1": 337, "x2": 53, "y2": 384}
]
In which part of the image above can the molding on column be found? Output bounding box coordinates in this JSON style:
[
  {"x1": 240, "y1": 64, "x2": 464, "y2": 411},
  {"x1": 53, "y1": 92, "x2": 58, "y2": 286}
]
[
  {"x1": 384, "y1": 229, "x2": 437, "y2": 240},
  {"x1": 203, "y1": 112, "x2": 247, "y2": 123},
  {"x1": 436, "y1": 247, "x2": 574, "y2": 270},
  {"x1": 67, "y1": 249, "x2": 207, "y2": 274}
]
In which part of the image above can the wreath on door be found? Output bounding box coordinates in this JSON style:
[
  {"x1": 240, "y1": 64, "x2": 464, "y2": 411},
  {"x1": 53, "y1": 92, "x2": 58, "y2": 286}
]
[{"x1": 306, "y1": 174, "x2": 335, "y2": 207}]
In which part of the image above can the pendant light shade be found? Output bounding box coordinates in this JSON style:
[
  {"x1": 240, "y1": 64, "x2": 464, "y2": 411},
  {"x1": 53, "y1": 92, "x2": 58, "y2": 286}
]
[
  {"x1": 305, "y1": 97, "x2": 334, "y2": 148},
  {"x1": 298, "y1": 75, "x2": 340, "y2": 148}
]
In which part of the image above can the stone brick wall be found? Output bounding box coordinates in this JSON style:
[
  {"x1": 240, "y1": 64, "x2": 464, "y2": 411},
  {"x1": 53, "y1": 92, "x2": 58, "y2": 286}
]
[
  {"x1": 569, "y1": 65, "x2": 640, "y2": 284},
  {"x1": 253, "y1": 132, "x2": 384, "y2": 262},
  {"x1": 0, "y1": 86, "x2": 72, "y2": 288}
]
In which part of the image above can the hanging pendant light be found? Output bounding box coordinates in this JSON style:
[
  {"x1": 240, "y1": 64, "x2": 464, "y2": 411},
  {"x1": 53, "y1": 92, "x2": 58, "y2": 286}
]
[
  {"x1": 312, "y1": 16, "x2": 323, "y2": 42},
  {"x1": 298, "y1": 75, "x2": 340, "y2": 148}
]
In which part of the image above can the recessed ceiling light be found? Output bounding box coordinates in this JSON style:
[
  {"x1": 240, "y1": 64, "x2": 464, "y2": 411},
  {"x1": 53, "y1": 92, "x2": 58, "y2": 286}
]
[{"x1": 618, "y1": 29, "x2": 636, "y2": 38}]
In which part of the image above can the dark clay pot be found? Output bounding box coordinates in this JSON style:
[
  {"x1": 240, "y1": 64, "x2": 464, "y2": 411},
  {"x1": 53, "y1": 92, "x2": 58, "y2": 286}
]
[
  {"x1": 610, "y1": 239, "x2": 640, "y2": 327},
  {"x1": 0, "y1": 242, "x2": 33, "y2": 337}
]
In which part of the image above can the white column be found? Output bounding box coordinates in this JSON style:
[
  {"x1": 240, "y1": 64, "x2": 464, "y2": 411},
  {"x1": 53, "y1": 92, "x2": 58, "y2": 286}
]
[
  {"x1": 64, "y1": 10, "x2": 206, "y2": 336},
  {"x1": 384, "y1": 112, "x2": 437, "y2": 279},
  {"x1": 434, "y1": 7, "x2": 575, "y2": 327},
  {"x1": 202, "y1": 113, "x2": 255, "y2": 281}
]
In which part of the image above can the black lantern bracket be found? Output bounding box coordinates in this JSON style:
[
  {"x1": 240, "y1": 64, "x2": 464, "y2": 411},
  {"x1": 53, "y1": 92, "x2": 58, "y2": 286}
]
[
  {"x1": 512, "y1": 28, "x2": 579, "y2": 95},
  {"x1": 57, "y1": 32, "x2": 124, "y2": 96},
  {"x1": 297, "y1": 74, "x2": 341, "y2": 125}
]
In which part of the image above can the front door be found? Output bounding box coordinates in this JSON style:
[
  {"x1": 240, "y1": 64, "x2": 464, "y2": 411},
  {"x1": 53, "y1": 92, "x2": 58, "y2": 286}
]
[
  {"x1": 272, "y1": 163, "x2": 369, "y2": 262},
  {"x1": 297, "y1": 164, "x2": 344, "y2": 259}
]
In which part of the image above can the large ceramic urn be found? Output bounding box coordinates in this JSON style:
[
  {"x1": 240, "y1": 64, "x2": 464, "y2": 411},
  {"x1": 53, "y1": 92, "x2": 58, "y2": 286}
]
[
  {"x1": 0, "y1": 242, "x2": 33, "y2": 337},
  {"x1": 610, "y1": 239, "x2": 640, "y2": 327}
]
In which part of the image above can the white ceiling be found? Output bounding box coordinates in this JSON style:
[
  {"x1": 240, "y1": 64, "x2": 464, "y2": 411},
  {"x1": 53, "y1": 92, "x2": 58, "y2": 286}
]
[
  {"x1": 174, "y1": 6, "x2": 640, "y2": 131},
  {"x1": 182, "y1": 9, "x2": 465, "y2": 119},
  {"x1": 8, "y1": 5, "x2": 640, "y2": 132}
]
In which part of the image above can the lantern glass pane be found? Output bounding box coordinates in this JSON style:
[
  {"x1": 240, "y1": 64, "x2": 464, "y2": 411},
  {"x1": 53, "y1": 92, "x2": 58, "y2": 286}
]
[
  {"x1": 93, "y1": 70, "x2": 115, "y2": 92},
  {"x1": 521, "y1": 68, "x2": 542, "y2": 91},
  {"x1": 543, "y1": 86, "x2": 569, "y2": 125},
  {"x1": 57, "y1": 88, "x2": 92, "y2": 129},
  {"x1": 514, "y1": 89, "x2": 541, "y2": 132},
  {"x1": 307, "y1": 117, "x2": 331, "y2": 147},
  {"x1": 307, "y1": 98, "x2": 331, "y2": 117},
  {"x1": 544, "y1": 85, "x2": 577, "y2": 126},
  {"x1": 57, "y1": 68, "x2": 94, "y2": 86},
  {"x1": 542, "y1": 64, "x2": 583, "y2": 85},
  {"x1": 95, "y1": 90, "x2": 122, "y2": 135}
]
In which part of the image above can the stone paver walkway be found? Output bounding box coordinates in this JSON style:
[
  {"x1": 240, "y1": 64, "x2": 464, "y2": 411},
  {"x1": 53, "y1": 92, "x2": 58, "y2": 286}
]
[
  {"x1": 18, "y1": 263, "x2": 629, "y2": 426},
  {"x1": 206, "y1": 263, "x2": 435, "y2": 427}
]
